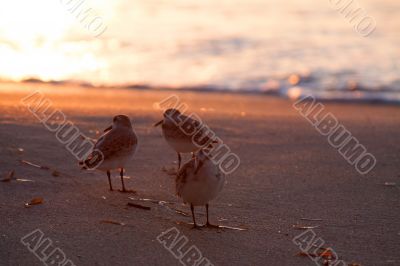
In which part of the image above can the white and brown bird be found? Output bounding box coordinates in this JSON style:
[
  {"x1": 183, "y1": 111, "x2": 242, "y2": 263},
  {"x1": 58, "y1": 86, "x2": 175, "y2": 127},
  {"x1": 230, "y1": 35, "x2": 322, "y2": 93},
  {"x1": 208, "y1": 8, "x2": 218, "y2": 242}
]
[
  {"x1": 176, "y1": 148, "x2": 225, "y2": 228},
  {"x1": 154, "y1": 108, "x2": 216, "y2": 169},
  {"x1": 80, "y1": 115, "x2": 138, "y2": 193}
]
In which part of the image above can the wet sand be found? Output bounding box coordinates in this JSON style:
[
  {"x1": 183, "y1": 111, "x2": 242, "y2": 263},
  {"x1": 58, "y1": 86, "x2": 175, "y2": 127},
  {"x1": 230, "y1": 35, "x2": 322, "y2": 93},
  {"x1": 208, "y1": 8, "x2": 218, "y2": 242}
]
[{"x1": 0, "y1": 82, "x2": 399, "y2": 266}]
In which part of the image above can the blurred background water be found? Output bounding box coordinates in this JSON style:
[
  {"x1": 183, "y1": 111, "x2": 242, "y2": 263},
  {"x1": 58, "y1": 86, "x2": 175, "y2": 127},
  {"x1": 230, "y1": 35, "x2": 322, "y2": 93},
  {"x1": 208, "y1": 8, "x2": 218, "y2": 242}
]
[{"x1": 0, "y1": 0, "x2": 399, "y2": 101}]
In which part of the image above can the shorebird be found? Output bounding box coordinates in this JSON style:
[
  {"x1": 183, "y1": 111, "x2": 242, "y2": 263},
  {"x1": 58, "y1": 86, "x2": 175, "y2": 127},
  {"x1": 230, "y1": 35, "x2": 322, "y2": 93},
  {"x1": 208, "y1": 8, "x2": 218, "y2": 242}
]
[
  {"x1": 154, "y1": 108, "x2": 215, "y2": 169},
  {"x1": 80, "y1": 115, "x2": 138, "y2": 193},
  {"x1": 176, "y1": 148, "x2": 225, "y2": 228}
]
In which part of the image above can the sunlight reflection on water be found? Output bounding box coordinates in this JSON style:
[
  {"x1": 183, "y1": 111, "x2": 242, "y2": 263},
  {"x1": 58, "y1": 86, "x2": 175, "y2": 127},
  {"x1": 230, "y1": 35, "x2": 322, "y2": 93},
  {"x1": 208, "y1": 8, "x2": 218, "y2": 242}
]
[{"x1": 0, "y1": 0, "x2": 399, "y2": 101}]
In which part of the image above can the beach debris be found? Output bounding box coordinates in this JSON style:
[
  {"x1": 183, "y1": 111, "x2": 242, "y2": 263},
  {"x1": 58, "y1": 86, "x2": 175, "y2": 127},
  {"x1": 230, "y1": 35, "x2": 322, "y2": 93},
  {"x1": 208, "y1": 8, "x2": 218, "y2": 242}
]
[
  {"x1": 1, "y1": 170, "x2": 15, "y2": 182},
  {"x1": 292, "y1": 225, "x2": 320, "y2": 230},
  {"x1": 173, "y1": 208, "x2": 190, "y2": 217},
  {"x1": 175, "y1": 221, "x2": 248, "y2": 231},
  {"x1": 175, "y1": 221, "x2": 195, "y2": 227},
  {"x1": 129, "y1": 197, "x2": 173, "y2": 205},
  {"x1": 129, "y1": 196, "x2": 177, "y2": 211},
  {"x1": 126, "y1": 202, "x2": 151, "y2": 210},
  {"x1": 319, "y1": 248, "x2": 335, "y2": 260},
  {"x1": 25, "y1": 197, "x2": 44, "y2": 207},
  {"x1": 300, "y1": 218, "x2": 323, "y2": 222},
  {"x1": 2, "y1": 171, "x2": 35, "y2": 183},
  {"x1": 101, "y1": 196, "x2": 107, "y2": 200},
  {"x1": 17, "y1": 148, "x2": 24, "y2": 153},
  {"x1": 100, "y1": 220, "x2": 126, "y2": 226},
  {"x1": 162, "y1": 203, "x2": 190, "y2": 217},
  {"x1": 383, "y1": 182, "x2": 396, "y2": 186},
  {"x1": 218, "y1": 225, "x2": 248, "y2": 231},
  {"x1": 52, "y1": 170, "x2": 60, "y2": 177},
  {"x1": 16, "y1": 178, "x2": 35, "y2": 182},
  {"x1": 129, "y1": 197, "x2": 192, "y2": 217},
  {"x1": 20, "y1": 160, "x2": 50, "y2": 170},
  {"x1": 160, "y1": 201, "x2": 192, "y2": 216},
  {"x1": 296, "y1": 247, "x2": 336, "y2": 259},
  {"x1": 297, "y1": 247, "x2": 344, "y2": 266}
]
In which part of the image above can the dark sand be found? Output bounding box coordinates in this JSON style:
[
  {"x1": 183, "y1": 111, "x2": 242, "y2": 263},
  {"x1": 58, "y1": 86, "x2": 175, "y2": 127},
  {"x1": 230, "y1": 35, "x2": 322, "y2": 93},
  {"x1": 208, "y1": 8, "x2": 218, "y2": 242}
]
[{"x1": 0, "y1": 82, "x2": 399, "y2": 266}]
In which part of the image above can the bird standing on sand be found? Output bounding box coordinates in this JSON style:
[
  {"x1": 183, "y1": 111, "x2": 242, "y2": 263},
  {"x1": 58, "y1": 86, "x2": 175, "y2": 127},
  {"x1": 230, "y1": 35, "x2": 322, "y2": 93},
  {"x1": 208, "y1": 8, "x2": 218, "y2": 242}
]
[
  {"x1": 80, "y1": 115, "x2": 138, "y2": 193},
  {"x1": 154, "y1": 108, "x2": 215, "y2": 169},
  {"x1": 176, "y1": 148, "x2": 225, "y2": 228}
]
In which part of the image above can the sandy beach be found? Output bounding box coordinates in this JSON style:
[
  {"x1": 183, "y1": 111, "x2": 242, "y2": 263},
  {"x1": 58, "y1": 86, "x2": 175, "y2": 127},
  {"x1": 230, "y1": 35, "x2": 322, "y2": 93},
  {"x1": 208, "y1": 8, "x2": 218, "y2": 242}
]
[{"x1": 0, "y1": 82, "x2": 399, "y2": 266}]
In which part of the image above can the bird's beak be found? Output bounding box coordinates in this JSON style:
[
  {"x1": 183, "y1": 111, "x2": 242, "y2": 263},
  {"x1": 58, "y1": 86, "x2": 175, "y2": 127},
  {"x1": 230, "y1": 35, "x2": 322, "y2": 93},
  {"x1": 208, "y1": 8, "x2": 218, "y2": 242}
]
[
  {"x1": 104, "y1": 125, "x2": 112, "y2": 132},
  {"x1": 154, "y1": 120, "x2": 163, "y2": 127}
]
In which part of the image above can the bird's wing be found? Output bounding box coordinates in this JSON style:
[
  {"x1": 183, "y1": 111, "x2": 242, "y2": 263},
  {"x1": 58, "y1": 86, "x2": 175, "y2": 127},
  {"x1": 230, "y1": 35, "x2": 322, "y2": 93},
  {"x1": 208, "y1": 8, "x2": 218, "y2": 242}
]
[
  {"x1": 179, "y1": 114, "x2": 203, "y2": 130},
  {"x1": 163, "y1": 114, "x2": 215, "y2": 145},
  {"x1": 194, "y1": 158, "x2": 205, "y2": 175},
  {"x1": 175, "y1": 159, "x2": 195, "y2": 197},
  {"x1": 94, "y1": 129, "x2": 137, "y2": 160}
]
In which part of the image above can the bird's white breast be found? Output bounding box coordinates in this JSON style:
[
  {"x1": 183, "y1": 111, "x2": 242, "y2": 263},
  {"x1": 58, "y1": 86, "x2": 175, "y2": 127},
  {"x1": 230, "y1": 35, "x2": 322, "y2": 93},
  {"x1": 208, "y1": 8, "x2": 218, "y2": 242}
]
[{"x1": 177, "y1": 159, "x2": 225, "y2": 206}]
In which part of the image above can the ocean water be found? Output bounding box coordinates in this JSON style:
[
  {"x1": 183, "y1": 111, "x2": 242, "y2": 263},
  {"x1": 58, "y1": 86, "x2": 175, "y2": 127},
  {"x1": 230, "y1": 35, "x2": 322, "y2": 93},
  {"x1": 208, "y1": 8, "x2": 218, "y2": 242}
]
[{"x1": 0, "y1": 0, "x2": 399, "y2": 101}]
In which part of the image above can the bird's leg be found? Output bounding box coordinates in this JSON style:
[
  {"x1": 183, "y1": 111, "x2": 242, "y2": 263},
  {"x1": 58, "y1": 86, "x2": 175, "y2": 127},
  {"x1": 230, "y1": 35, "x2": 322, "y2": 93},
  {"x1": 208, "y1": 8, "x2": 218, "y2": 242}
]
[
  {"x1": 177, "y1": 152, "x2": 182, "y2": 170},
  {"x1": 190, "y1": 204, "x2": 199, "y2": 229},
  {"x1": 118, "y1": 168, "x2": 136, "y2": 194},
  {"x1": 107, "y1": 170, "x2": 113, "y2": 191},
  {"x1": 120, "y1": 168, "x2": 126, "y2": 192},
  {"x1": 206, "y1": 204, "x2": 219, "y2": 228}
]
